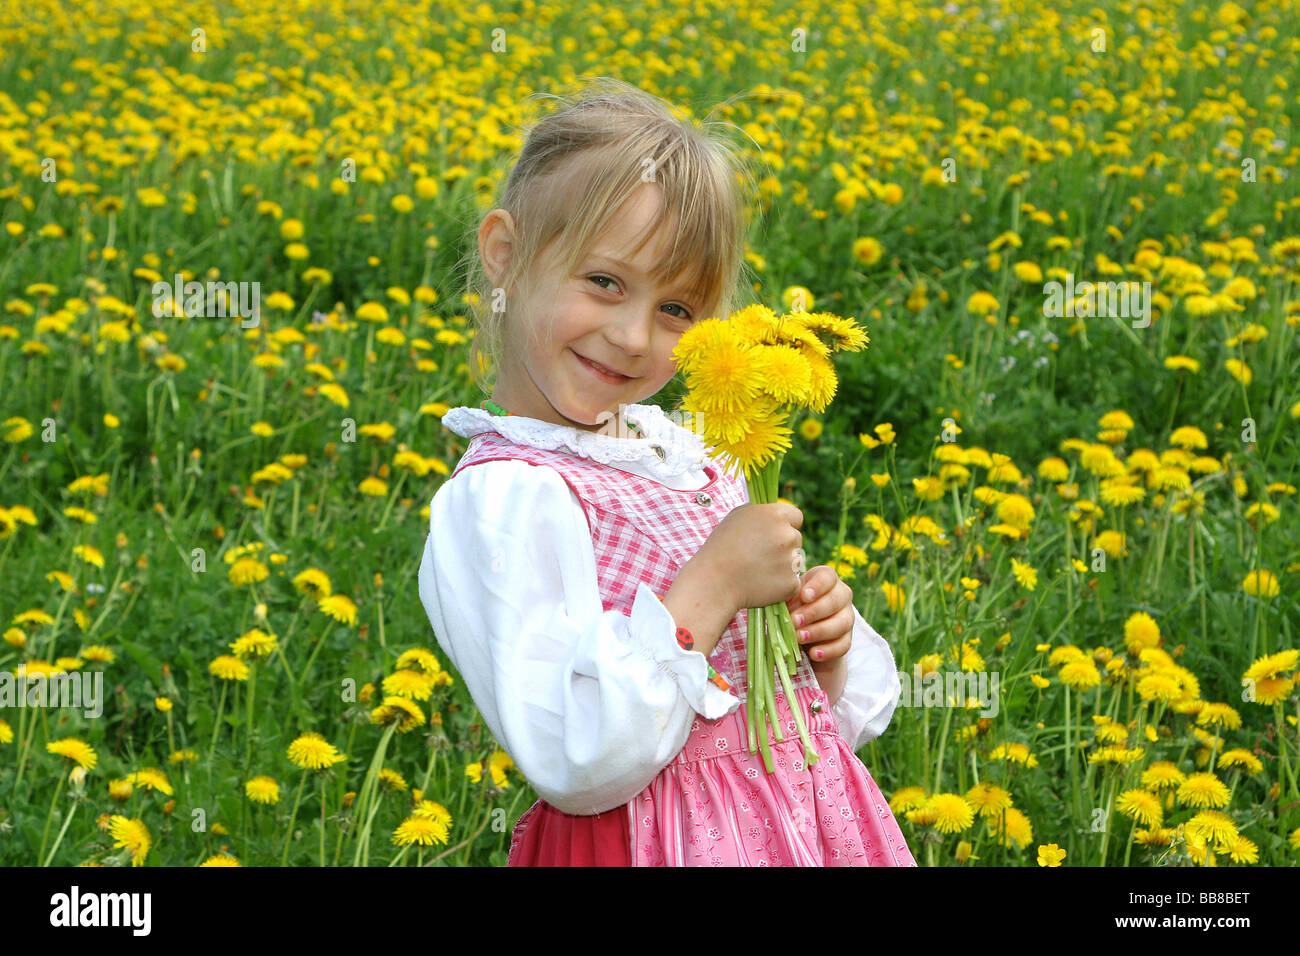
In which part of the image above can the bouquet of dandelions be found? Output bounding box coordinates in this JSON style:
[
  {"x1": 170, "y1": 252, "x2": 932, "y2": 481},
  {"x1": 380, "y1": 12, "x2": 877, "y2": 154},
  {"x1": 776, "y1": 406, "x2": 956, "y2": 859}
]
[{"x1": 671, "y1": 304, "x2": 868, "y2": 773}]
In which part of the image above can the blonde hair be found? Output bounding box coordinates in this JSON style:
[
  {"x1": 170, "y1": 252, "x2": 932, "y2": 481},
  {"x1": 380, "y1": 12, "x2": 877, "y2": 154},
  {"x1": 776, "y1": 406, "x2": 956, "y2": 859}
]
[{"x1": 459, "y1": 77, "x2": 760, "y2": 395}]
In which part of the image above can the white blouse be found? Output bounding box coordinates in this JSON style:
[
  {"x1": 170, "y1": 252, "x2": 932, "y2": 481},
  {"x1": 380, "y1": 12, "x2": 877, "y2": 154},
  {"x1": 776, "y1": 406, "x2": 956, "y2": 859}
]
[{"x1": 417, "y1": 402, "x2": 903, "y2": 816}]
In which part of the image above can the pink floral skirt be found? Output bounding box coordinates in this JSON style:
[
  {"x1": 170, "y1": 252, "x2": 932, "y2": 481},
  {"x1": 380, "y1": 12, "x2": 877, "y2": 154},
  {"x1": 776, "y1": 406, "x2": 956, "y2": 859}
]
[{"x1": 509, "y1": 683, "x2": 916, "y2": 867}]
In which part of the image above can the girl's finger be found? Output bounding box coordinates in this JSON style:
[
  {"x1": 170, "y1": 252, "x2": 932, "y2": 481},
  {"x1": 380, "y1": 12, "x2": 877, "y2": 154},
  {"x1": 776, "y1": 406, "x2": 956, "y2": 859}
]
[
  {"x1": 807, "y1": 627, "x2": 852, "y2": 663},
  {"x1": 791, "y1": 584, "x2": 851, "y2": 631},
  {"x1": 796, "y1": 605, "x2": 854, "y2": 646},
  {"x1": 800, "y1": 566, "x2": 835, "y2": 602}
]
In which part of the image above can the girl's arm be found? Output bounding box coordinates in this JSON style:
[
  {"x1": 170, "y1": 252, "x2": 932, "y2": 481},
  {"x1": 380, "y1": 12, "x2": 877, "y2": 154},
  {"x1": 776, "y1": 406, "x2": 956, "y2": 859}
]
[
  {"x1": 417, "y1": 459, "x2": 741, "y2": 816},
  {"x1": 831, "y1": 607, "x2": 904, "y2": 752}
]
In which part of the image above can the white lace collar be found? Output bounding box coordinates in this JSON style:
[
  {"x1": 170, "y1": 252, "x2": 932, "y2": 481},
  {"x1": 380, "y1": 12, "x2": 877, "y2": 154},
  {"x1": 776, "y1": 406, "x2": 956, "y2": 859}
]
[{"x1": 440, "y1": 403, "x2": 714, "y2": 480}]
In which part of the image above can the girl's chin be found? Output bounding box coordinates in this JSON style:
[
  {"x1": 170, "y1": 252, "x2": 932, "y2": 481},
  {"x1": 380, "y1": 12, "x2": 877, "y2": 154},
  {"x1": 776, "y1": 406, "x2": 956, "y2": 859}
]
[{"x1": 569, "y1": 410, "x2": 617, "y2": 431}]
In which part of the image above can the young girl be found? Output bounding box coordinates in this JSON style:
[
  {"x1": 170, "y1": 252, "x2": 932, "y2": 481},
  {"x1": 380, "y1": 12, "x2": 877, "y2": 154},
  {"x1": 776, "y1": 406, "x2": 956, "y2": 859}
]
[{"x1": 418, "y1": 79, "x2": 916, "y2": 866}]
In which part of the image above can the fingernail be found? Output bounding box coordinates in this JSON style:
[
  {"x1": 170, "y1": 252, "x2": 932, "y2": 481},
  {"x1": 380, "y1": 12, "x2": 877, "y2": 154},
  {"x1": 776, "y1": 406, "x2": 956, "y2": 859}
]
[
  {"x1": 804, "y1": 588, "x2": 814, "y2": 600},
  {"x1": 795, "y1": 613, "x2": 804, "y2": 626},
  {"x1": 800, "y1": 629, "x2": 809, "y2": 642},
  {"x1": 815, "y1": 648, "x2": 823, "y2": 660}
]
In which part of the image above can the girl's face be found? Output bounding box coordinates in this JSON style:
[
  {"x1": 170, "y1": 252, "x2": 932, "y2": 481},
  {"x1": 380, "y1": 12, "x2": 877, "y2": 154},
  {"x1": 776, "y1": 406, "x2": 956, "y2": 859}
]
[{"x1": 480, "y1": 183, "x2": 707, "y2": 433}]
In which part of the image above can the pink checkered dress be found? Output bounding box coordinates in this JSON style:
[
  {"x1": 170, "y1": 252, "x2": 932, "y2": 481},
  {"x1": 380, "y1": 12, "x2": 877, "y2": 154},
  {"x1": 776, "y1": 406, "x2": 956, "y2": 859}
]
[{"x1": 452, "y1": 429, "x2": 916, "y2": 866}]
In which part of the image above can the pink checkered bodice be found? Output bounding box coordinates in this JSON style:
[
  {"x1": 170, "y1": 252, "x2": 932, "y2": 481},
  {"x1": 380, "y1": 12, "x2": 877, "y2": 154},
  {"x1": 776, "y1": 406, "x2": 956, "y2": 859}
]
[{"x1": 449, "y1": 429, "x2": 821, "y2": 705}]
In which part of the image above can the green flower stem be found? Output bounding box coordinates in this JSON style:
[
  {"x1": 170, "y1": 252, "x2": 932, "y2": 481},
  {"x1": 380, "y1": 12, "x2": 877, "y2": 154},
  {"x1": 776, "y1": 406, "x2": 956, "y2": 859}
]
[
  {"x1": 375, "y1": 471, "x2": 408, "y2": 532},
  {"x1": 1064, "y1": 684, "x2": 1080, "y2": 853},
  {"x1": 741, "y1": 452, "x2": 820, "y2": 772},
  {"x1": 290, "y1": 621, "x2": 333, "y2": 719},
  {"x1": 764, "y1": 640, "x2": 783, "y2": 745},
  {"x1": 775, "y1": 641, "x2": 818, "y2": 768},
  {"x1": 1122, "y1": 816, "x2": 1138, "y2": 867},
  {"x1": 1097, "y1": 772, "x2": 1119, "y2": 865},
  {"x1": 244, "y1": 661, "x2": 258, "y2": 770},
  {"x1": 356, "y1": 786, "x2": 386, "y2": 867},
  {"x1": 932, "y1": 704, "x2": 954, "y2": 793},
  {"x1": 319, "y1": 775, "x2": 328, "y2": 867},
  {"x1": 37, "y1": 772, "x2": 66, "y2": 866},
  {"x1": 770, "y1": 600, "x2": 819, "y2": 767},
  {"x1": 332, "y1": 717, "x2": 364, "y2": 865},
  {"x1": 42, "y1": 794, "x2": 79, "y2": 867},
  {"x1": 280, "y1": 769, "x2": 308, "y2": 866},
  {"x1": 290, "y1": 478, "x2": 301, "y2": 538},
  {"x1": 751, "y1": 604, "x2": 776, "y2": 772},
  {"x1": 14, "y1": 705, "x2": 33, "y2": 789},
  {"x1": 352, "y1": 722, "x2": 399, "y2": 866},
  {"x1": 1275, "y1": 702, "x2": 1297, "y2": 799},
  {"x1": 746, "y1": 609, "x2": 760, "y2": 755},
  {"x1": 206, "y1": 682, "x2": 229, "y2": 767},
  {"x1": 748, "y1": 604, "x2": 774, "y2": 772},
  {"x1": 418, "y1": 733, "x2": 440, "y2": 795}
]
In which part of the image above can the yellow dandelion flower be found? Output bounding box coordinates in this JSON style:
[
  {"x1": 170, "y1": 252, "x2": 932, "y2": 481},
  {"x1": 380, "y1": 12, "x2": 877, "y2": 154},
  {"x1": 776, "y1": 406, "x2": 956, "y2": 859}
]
[
  {"x1": 392, "y1": 815, "x2": 450, "y2": 846},
  {"x1": 317, "y1": 383, "x2": 350, "y2": 408},
  {"x1": 967, "y1": 291, "x2": 999, "y2": 316},
  {"x1": 1196, "y1": 702, "x2": 1242, "y2": 730},
  {"x1": 245, "y1": 775, "x2": 281, "y2": 804},
  {"x1": 1177, "y1": 772, "x2": 1231, "y2": 808},
  {"x1": 964, "y1": 782, "x2": 1013, "y2": 817},
  {"x1": 1138, "y1": 764, "x2": 1190, "y2": 790},
  {"x1": 382, "y1": 668, "x2": 436, "y2": 701},
  {"x1": 125, "y1": 767, "x2": 173, "y2": 796},
  {"x1": 1010, "y1": 558, "x2": 1038, "y2": 591},
  {"x1": 926, "y1": 793, "x2": 975, "y2": 834},
  {"x1": 292, "y1": 568, "x2": 332, "y2": 599},
  {"x1": 47, "y1": 737, "x2": 98, "y2": 770},
  {"x1": 209, "y1": 655, "x2": 250, "y2": 681},
  {"x1": 369, "y1": 696, "x2": 425, "y2": 733},
  {"x1": 1185, "y1": 809, "x2": 1238, "y2": 851},
  {"x1": 1216, "y1": 749, "x2": 1263, "y2": 775},
  {"x1": 1224, "y1": 358, "x2": 1251, "y2": 385},
  {"x1": 108, "y1": 816, "x2": 151, "y2": 866},
  {"x1": 228, "y1": 557, "x2": 269, "y2": 586},
  {"x1": 1116, "y1": 789, "x2": 1163, "y2": 827},
  {"x1": 1124, "y1": 612, "x2": 1161, "y2": 655},
  {"x1": 395, "y1": 648, "x2": 442, "y2": 675},
  {"x1": 230, "y1": 628, "x2": 279, "y2": 660},
  {"x1": 989, "y1": 807, "x2": 1034, "y2": 850},
  {"x1": 286, "y1": 732, "x2": 345, "y2": 770},
  {"x1": 318, "y1": 594, "x2": 358, "y2": 625},
  {"x1": 1241, "y1": 570, "x2": 1279, "y2": 598}
]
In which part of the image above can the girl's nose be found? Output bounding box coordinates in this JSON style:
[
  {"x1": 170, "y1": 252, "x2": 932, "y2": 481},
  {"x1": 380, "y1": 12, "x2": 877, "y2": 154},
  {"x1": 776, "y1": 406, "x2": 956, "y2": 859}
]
[{"x1": 603, "y1": 308, "x2": 654, "y2": 355}]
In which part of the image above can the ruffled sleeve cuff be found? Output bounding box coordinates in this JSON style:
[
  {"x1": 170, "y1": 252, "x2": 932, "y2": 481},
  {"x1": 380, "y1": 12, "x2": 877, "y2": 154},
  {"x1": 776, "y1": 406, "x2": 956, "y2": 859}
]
[
  {"x1": 623, "y1": 582, "x2": 742, "y2": 721},
  {"x1": 832, "y1": 606, "x2": 904, "y2": 751}
]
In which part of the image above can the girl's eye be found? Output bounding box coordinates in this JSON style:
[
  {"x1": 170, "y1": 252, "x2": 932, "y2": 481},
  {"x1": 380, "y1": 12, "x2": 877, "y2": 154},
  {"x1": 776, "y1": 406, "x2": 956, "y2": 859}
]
[{"x1": 589, "y1": 275, "x2": 692, "y2": 321}]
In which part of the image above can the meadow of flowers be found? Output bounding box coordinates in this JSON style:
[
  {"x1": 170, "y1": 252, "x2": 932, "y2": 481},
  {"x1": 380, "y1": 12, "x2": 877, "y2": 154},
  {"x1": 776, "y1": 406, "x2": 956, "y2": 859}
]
[{"x1": 1, "y1": 0, "x2": 1298, "y2": 866}]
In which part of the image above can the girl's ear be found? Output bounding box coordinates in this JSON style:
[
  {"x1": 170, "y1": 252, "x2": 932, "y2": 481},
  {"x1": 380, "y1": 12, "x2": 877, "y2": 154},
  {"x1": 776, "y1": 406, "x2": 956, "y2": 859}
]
[{"x1": 479, "y1": 209, "x2": 516, "y2": 286}]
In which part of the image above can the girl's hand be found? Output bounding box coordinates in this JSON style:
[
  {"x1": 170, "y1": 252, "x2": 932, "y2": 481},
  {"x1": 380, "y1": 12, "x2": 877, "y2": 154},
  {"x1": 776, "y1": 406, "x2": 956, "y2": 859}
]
[{"x1": 786, "y1": 565, "x2": 853, "y2": 665}]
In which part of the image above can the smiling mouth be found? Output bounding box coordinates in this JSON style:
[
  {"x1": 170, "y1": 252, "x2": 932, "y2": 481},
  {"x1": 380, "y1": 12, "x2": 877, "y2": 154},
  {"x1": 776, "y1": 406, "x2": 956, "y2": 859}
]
[{"x1": 575, "y1": 352, "x2": 634, "y2": 380}]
